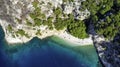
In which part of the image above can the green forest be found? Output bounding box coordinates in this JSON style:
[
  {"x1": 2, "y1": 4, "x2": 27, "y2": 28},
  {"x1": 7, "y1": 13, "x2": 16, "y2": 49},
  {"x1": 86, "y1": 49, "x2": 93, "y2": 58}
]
[
  {"x1": 29, "y1": 0, "x2": 120, "y2": 39},
  {"x1": 81, "y1": 0, "x2": 120, "y2": 40},
  {"x1": 29, "y1": 1, "x2": 89, "y2": 39}
]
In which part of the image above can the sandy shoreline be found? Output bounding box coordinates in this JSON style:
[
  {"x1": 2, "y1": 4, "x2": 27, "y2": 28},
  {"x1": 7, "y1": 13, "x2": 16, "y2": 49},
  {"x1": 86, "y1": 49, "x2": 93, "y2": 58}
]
[
  {"x1": 5, "y1": 29, "x2": 93, "y2": 46},
  {"x1": 55, "y1": 31, "x2": 93, "y2": 46},
  {"x1": 0, "y1": 19, "x2": 93, "y2": 46}
]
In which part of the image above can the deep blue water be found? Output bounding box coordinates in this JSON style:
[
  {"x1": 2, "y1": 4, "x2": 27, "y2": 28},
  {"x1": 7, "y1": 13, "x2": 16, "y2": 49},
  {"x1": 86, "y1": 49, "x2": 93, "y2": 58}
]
[{"x1": 0, "y1": 26, "x2": 102, "y2": 67}]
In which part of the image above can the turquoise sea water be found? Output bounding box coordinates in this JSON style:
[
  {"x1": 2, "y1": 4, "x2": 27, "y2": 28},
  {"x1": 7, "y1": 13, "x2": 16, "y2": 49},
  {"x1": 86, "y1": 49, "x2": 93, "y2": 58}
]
[{"x1": 0, "y1": 26, "x2": 102, "y2": 67}]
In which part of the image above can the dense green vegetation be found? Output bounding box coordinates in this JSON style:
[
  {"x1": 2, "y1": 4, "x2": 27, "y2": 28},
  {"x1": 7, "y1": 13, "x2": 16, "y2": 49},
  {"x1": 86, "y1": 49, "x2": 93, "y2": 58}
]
[
  {"x1": 28, "y1": 0, "x2": 89, "y2": 39},
  {"x1": 32, "y1": 0, "x2": 39, "y2": 8},
  {"x1": 16, "y1": 29, "x2": 30, "y2": 38},
  {"x1": 81, "y1": 0, "x2": 120, "y2": 40},
  {"x1": 16, "y1": 29, "x2": 26, "y2": 36},
  {"x1": 54, "y1": 18, "x2": 67, "y2": 30},
  {"x1": 29, "y1": 4, "x2": 45, "y2": 27},
  {"x1": 7, "y1": 24, "x2": 12, "y2": 32},
  {"x1": 29, "y1": 0, "x2": 120, "y2": 39},
  {"x1": 34, "y1": 18, "x2": 42, "y2": 26},
  {"x1": 44, "y1": 17, "x2": 54, "y2": 30},
  {"x1": 81, "y1": 0, "x2": 114, "y2": 15},
  {"x1": 95, "y1": 12, "x2": 120, "y2": 40},
  {"x1": 26, "y1": 19, "x2": 32, "y2": 26},
  {"x1": 54, "y1": 13, "x2": 89, "y2": 39},
  {"x1": 53, "y1": 7, "x2": 62, "y2": 17},
  {"x1": 67, "y1": 20, "x2": 89, "y2": 39},
  {"x1": 63, "y1": 0, "x2": 74, "y2": 2},
  {"x1": 30, "y1": 1, "x2": 55, "y2": 30},
  {"x1": 36, "y1": 30, "x2": 42, "y2": 36}
]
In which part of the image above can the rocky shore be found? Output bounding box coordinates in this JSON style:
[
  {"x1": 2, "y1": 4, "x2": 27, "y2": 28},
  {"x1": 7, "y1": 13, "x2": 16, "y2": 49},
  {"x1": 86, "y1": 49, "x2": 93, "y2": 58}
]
[
  {"x1": 93, "y1": 35, "x2": 120, "y2": 67},
  {"x1": 0, "y1": 0, "x2": 120, "y2": 67},
  {"x1": 88, "y1": 23, "x2": 120, "y2": 67}
]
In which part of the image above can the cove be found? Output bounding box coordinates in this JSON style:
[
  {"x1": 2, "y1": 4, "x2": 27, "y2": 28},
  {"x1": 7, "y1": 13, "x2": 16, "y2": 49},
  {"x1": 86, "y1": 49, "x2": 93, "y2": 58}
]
[{"x1": 0, "y1": 26, "x2": 102, "y2": 67}]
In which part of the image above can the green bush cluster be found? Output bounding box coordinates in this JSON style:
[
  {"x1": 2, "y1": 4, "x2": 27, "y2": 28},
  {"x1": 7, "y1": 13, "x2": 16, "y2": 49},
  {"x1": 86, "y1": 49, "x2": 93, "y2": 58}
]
[
  {"x1": 16, "y1": 29, "x2": 26, "y2": 36},
  {"x1": 16, "y1": 29, "x2": 30, "y2": 38},
  {"x1": 26, "y1": 19, "x2": 32, "y2": 26},
  {"x1": 32, "y1": 0, "x2": 39, "y2": 8},
  {"x1": 54, "y1": 14, "x2": 88, "y2": 39},
  {"x1": 36, "y1": 30, "x2": 42, "y2": 35},
  {"x1": 7, "y1": 24, "x2": 12, "y2": 32},
  {"x1": 53, "y1": 7, "x2": 62, "y2": 17},
  {"x1": 43, "y1": 17, "x2": 54, "y2": 30},
  {"x1": 29, "y1": 7, "x2": 45, "y2": 26},
  {"x1": 63, "y1": 0, "x2": 74, "y2": 2},
  {"x1": 96, "y1": 12, "x2": 120, "y2": 39},
  {"x1": 29, "y1": 1, "x2": 89, "y2": 39},
  {"x1": 67, "y1": 20, "x2": 89, "y2": 39}
]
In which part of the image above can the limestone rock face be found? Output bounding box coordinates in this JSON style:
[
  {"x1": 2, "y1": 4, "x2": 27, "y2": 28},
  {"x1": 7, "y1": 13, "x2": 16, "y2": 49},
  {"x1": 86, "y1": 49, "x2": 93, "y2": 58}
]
[
  {"x1": 0, "y1": 0, "x2": 90, "y2": 43},
  {"x1": 0, "y1": 0, "x2": 90, "y2": 24},
  {"x1": 0, "y1": 0, "x2": 119, "y2": 67}
]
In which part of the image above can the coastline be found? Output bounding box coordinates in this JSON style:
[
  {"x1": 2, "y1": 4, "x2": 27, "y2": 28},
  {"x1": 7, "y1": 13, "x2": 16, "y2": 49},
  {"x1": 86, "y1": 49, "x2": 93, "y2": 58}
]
[
  {"x1": 5, "y1": 30, "x2": 93, "y2": 46},
  {"x1": 54, "y1": 31, "x2": 93, "y2": 46},
  {"x1": 0, "y1": 0, "x2": 92, "y2": 46},
  {"x1": 0, "y1": 20, "x2": 93, "y2": 46},
  {"x1": 4, "y1": 28, "x2": 93, "y2": 46}
]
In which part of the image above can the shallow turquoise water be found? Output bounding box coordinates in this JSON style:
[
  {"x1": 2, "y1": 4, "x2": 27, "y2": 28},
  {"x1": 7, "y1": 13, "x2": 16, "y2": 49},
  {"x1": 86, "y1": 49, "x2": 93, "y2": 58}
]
[{"x1": 0, "y1": 26, "x2": 102, "y2": 67}]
